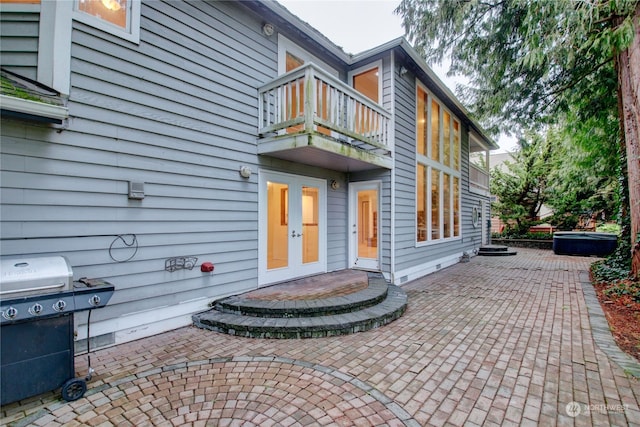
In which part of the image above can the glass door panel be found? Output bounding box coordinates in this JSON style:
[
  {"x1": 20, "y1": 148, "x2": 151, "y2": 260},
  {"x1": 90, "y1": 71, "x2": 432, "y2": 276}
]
[
  {"x1": 267, "y1": 181, "x2": 288, "y2": 270},
  {"x1": 286, "y1": 52, "x2": 305, "y2": 132},
  {"x1": 350, "y1": 182, "x2": 380, "y2": 270},
  {"x1": 302, "y1": 186, "x2": 319, "y2": 264},
  {"x1": 358, "y1": 190, "x2": 378, "y2": 260}
]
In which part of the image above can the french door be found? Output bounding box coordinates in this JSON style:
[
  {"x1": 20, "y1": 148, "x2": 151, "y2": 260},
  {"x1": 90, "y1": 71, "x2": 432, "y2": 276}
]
[
  {"x1": 349, "y1": 181, "x2": 381, "y2": 270},
  {"x1": 259, "y1": 171, "x2": 327, "y2": 286}
]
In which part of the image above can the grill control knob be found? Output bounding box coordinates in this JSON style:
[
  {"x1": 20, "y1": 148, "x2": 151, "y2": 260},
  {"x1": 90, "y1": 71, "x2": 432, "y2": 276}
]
[
  {"x1": 29, "y1": 303, "x2": 44, "y2": 316},
  {"x1": 89, "y1": 295, "x2": 101, "y2": 307},
  {"x1": 53, "y1": 300, "x2": 67, "y2": 312},
  {"x1": 2, "y1": 306, "x2": 18, "y2": 320}
]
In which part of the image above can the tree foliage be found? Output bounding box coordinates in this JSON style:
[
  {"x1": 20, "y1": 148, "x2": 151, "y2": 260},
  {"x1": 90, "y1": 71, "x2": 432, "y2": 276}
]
[
  {"x1": 397, "y1": 0, "x2": 640, "y2": 278},
  {"x1": 491, "y1": 130, "x2": 554, "y2": 235},
  {"x1": 396, "y1": 0, "x2": 638, "y2": 135},
  {"x1": 546, "y1": 107, "x2": 621, "y2": 224}
]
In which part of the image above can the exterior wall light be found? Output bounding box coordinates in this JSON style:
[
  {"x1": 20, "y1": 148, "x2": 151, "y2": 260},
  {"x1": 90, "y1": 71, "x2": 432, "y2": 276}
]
[
  {"x1": 239, "y1": 166, "x2": 252, "y2": 179},
  {"x1": 330, "y1": 180, "x2": 340, "y2": 190},
  {"x1": 399, "y1": 66, "x2": 408, "y2": 76},
  {"x1": 262, "y1": 23, "x2": 274, "y2": 36}
]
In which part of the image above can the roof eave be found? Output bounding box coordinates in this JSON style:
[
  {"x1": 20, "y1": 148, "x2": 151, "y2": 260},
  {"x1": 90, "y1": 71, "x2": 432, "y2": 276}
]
[
  {"x1": 255, "y1": 2, "x2": 499, "y2": 150},
  {"x1": 257, "y1": 0, "x2": 351, "y2": 63}
]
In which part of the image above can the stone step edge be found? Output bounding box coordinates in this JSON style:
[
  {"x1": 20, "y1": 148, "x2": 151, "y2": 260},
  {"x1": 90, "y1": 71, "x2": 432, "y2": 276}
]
[
  {"x1": 478, "y1": 249, "x2": 518, "y2": 257},
  {"x1": 192, "y1": 285, "x2": 408, "y2": 339},
  {"x1": 479, "y1": 245, "x2": 511, "y2": 252},
  {"x1": 214, "y1": 273, "x2": 388, "y2": 318}
]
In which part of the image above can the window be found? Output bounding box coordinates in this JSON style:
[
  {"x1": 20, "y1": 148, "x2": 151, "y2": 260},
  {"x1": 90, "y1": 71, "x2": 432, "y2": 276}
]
[
  {"x1": 416, "y1": 84, "x2": 461, "y2": 243},
  {"x1": 74, "y1": 0, "x2": 140, "y2": 43},
  {"x1": 350, "y1": 61, "x2": 382, "y2": 105}
]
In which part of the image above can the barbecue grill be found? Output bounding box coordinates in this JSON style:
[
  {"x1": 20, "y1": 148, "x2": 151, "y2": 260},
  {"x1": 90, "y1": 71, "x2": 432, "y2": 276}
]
[{"x1": 0, "y1": 256, "x2": 114, "y2": 405}]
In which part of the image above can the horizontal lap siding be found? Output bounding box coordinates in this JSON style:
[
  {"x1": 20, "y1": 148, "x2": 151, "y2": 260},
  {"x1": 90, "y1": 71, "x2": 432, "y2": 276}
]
[
  {"x1": 0, "y1": 1, "x2": 277, "y2": 338},
  {"x1": 0, "y1": 9, "x2": 39, "y2": 80},
  {"x1": 460, "y1": 127, "x2": 487, "y2": 249}
]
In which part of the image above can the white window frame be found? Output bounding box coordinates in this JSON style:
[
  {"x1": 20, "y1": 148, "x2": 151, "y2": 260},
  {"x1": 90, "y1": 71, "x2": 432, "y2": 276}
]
[
  {"x1": 415, "y1": 82, "x2": 462, "y2": 245},
  {"x1": 73, "y1": 0, "x2": 141, "y2": 44},
  {"x1": 348, "y1": 60, "x2": 383, "y2": 106},
  {"x1": 277, "y1": 34, "x2": 338, "y2": 76}
]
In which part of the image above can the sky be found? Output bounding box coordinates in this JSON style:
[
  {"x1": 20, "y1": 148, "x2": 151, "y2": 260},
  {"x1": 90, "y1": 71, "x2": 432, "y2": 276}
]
[{"x1": 277, "y1": 0, "x2": 516, "y2": 152}]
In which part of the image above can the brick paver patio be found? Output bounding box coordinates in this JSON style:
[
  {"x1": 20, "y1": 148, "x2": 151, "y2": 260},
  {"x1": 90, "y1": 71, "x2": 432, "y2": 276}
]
[{"x1": 2, "y1": 248, "x2": 639, "y2": 426}]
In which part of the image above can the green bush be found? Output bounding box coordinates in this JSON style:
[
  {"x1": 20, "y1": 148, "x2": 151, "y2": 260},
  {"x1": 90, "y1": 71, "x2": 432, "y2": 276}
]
[
  {"x1": 492, "y1": 231, "x2": 553, "y2": 240},
  {"x1": 596, "y1": 223, "x2": 621, "y2": 234},
  {"x1": 591, "y1": 235, "x2": 632, "y2": 283}
]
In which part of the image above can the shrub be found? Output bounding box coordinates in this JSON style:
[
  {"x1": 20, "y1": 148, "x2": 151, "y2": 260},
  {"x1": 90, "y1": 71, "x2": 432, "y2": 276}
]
[{"x1": 591, "y1": 235, "x2": 632, "y2": 283}]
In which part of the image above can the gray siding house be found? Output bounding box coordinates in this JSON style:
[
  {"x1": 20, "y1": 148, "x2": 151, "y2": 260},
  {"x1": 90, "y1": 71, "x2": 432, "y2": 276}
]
[{"x1": 0, "y1": 0, "x2": 497, "y2": 348}]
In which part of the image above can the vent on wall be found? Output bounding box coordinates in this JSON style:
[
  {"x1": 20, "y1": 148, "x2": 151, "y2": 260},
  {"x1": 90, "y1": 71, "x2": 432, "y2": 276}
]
[{"x1": 128, "y1": 181, "x2": 145, "y2": 199}]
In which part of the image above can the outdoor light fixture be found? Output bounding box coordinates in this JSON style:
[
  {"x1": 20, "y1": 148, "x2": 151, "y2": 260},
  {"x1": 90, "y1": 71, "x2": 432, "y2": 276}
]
[
  {"x1": 262, "y1": 23, "x2": 275, "y2": 36},
  {"x1": 399, "y1": 66, "x2": 408, "y2": 77},
  {"x1": 239, "y1": 166, "x2": 252, "y2": 179},
  {"x1": 330, "y1": 180, "x2": 340, "y2": 190}
]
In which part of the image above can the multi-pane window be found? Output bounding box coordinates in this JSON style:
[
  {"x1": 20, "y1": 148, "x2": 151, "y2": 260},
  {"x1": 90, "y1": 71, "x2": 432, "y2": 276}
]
[{"x1": 416, "y1": 84, "x2": 461, "y2": 243}]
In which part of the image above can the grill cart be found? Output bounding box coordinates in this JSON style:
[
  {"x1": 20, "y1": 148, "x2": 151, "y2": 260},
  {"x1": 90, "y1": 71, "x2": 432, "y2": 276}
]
[{"x1": 1, "y1": 256, "x2": 114, "y2": 405}]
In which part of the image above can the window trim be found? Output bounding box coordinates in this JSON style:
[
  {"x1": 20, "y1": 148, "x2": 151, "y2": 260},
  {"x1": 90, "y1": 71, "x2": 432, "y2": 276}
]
[
  {"x1": 73, "y1": 0, "x2": 141, "y2": 44},
  {"x1": 415, "y1": 82, "x2": 462, "y2": 245},
  {"x1": 277, "y1": 34, "x2": 338, "y2": 77},
  {"x1": 348, "y1": 60, "x2": 383, "y2": 106}
]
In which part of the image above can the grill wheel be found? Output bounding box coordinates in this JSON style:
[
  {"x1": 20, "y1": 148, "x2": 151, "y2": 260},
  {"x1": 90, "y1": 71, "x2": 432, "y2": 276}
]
[{"x1": 61, "y1": 378, "x2": 87, "y2": 402}]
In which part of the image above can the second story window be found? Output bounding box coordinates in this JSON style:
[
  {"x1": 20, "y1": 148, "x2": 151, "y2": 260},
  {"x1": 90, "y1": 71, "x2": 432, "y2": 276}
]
[
  {"x1": 77, "y1": 0, "x2": 127, "y2": 29},
  {"x1": 74, "y1": 0, "x2": 140, "y2": 43},
  {"x1": 350, "y1": 61, "x2": 382, "y2": 104}
]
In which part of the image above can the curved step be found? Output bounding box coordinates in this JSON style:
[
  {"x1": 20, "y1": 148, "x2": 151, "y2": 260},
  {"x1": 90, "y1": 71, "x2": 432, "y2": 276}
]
[
  {"x1": 192, "y1": 285, "x2": 408, "y2": 339},
  {"x1": 478, "y1": 245, "x2": 517, "y2": 256},
  {"x1": 215, "y1": 273, "x2": 388, "y2": 318}
]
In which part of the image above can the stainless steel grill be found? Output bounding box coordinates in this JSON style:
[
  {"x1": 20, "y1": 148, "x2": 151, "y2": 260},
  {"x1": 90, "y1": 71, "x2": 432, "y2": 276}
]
[{"x1": 0, "y1": 256, "x2": 114, "y2": 405}]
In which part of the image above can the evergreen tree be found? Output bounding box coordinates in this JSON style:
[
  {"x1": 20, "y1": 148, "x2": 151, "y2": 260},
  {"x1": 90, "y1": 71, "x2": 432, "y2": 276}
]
[{"x1": 397, "y1": 0, "x2": 640, "y2": 277}]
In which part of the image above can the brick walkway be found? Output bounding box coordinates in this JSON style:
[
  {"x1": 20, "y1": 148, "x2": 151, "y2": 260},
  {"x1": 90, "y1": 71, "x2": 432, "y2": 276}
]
[{"x1": 2, "y1": 248, "x2": 639, "y2": 426}]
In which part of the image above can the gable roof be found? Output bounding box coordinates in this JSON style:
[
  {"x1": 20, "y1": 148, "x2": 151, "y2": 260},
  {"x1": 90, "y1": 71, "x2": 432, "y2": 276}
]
[{"x1": 249, "y1": 0, "x2": 499, "y2": 150}]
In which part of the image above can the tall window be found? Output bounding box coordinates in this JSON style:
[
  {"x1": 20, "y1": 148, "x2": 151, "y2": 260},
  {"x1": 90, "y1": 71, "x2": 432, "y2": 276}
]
[{"x1": 416, "y1": 84, "x2": 461, "y2": 242}]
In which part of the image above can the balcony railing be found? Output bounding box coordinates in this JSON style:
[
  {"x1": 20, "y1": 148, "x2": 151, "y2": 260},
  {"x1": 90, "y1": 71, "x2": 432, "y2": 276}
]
[
  {"x1": 258, "y1": 63, "x2": 392, "y2": 157},
  {"x1": 470, "y1": 163, "x2": 490, "y2": 194}
]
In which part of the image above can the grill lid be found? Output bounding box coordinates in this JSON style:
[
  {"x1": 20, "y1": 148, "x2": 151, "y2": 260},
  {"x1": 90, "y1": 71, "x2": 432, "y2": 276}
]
[{"x1": 0, "y1": 256, "x2": 73, "y2": 298}]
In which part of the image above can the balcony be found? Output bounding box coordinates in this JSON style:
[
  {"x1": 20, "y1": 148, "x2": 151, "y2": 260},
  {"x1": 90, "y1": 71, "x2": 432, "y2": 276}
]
[
  {"x1": 258, "y1": 63, "x2": 393, "y2": 172},
  {"x1": 469, "y1": 163, "x2": 490, "y2": 196}
]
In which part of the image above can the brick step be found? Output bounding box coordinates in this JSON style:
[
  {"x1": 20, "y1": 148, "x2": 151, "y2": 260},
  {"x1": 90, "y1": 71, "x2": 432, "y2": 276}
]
[
  {"x1": 192, "y1": 284, "x2": 407, "y2": 339},
  {"x1": 478, "y1": 245, "x2": 517, "y2": 256},
  {"x1": 214, "y1": 274, "x2": 388, "y2": 318}
]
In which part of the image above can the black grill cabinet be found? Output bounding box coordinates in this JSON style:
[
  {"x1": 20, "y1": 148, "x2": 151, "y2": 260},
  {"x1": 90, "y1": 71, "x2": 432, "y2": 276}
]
[{"x1": 0, "y1": 256, "x2": 114, "y2": 405}]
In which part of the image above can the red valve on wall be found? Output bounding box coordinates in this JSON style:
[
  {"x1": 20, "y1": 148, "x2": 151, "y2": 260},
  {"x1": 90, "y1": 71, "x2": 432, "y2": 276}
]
[{"x1": 201, "y1": 262, "x2": 214, "y2": 272}]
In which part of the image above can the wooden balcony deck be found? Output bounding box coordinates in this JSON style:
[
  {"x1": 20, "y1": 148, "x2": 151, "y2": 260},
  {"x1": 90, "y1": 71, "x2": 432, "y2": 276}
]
[{"x1": 258, "y1": 63, "x2": 393, "y2": 172}]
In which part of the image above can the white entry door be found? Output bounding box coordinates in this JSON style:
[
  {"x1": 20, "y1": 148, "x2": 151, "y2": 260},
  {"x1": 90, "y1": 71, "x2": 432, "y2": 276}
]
[
  {"x1": 259, "y1": 171, "x2": 327, "y2": 286},
  {"x1": 349, "y1": 181, "x2": 381, "y2": 270}
]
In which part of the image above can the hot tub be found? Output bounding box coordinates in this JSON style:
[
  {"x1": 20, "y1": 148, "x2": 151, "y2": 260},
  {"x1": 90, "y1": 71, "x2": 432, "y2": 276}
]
[{"x1": 553, "y1": 232, "x2": 618, "y2": 256}]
